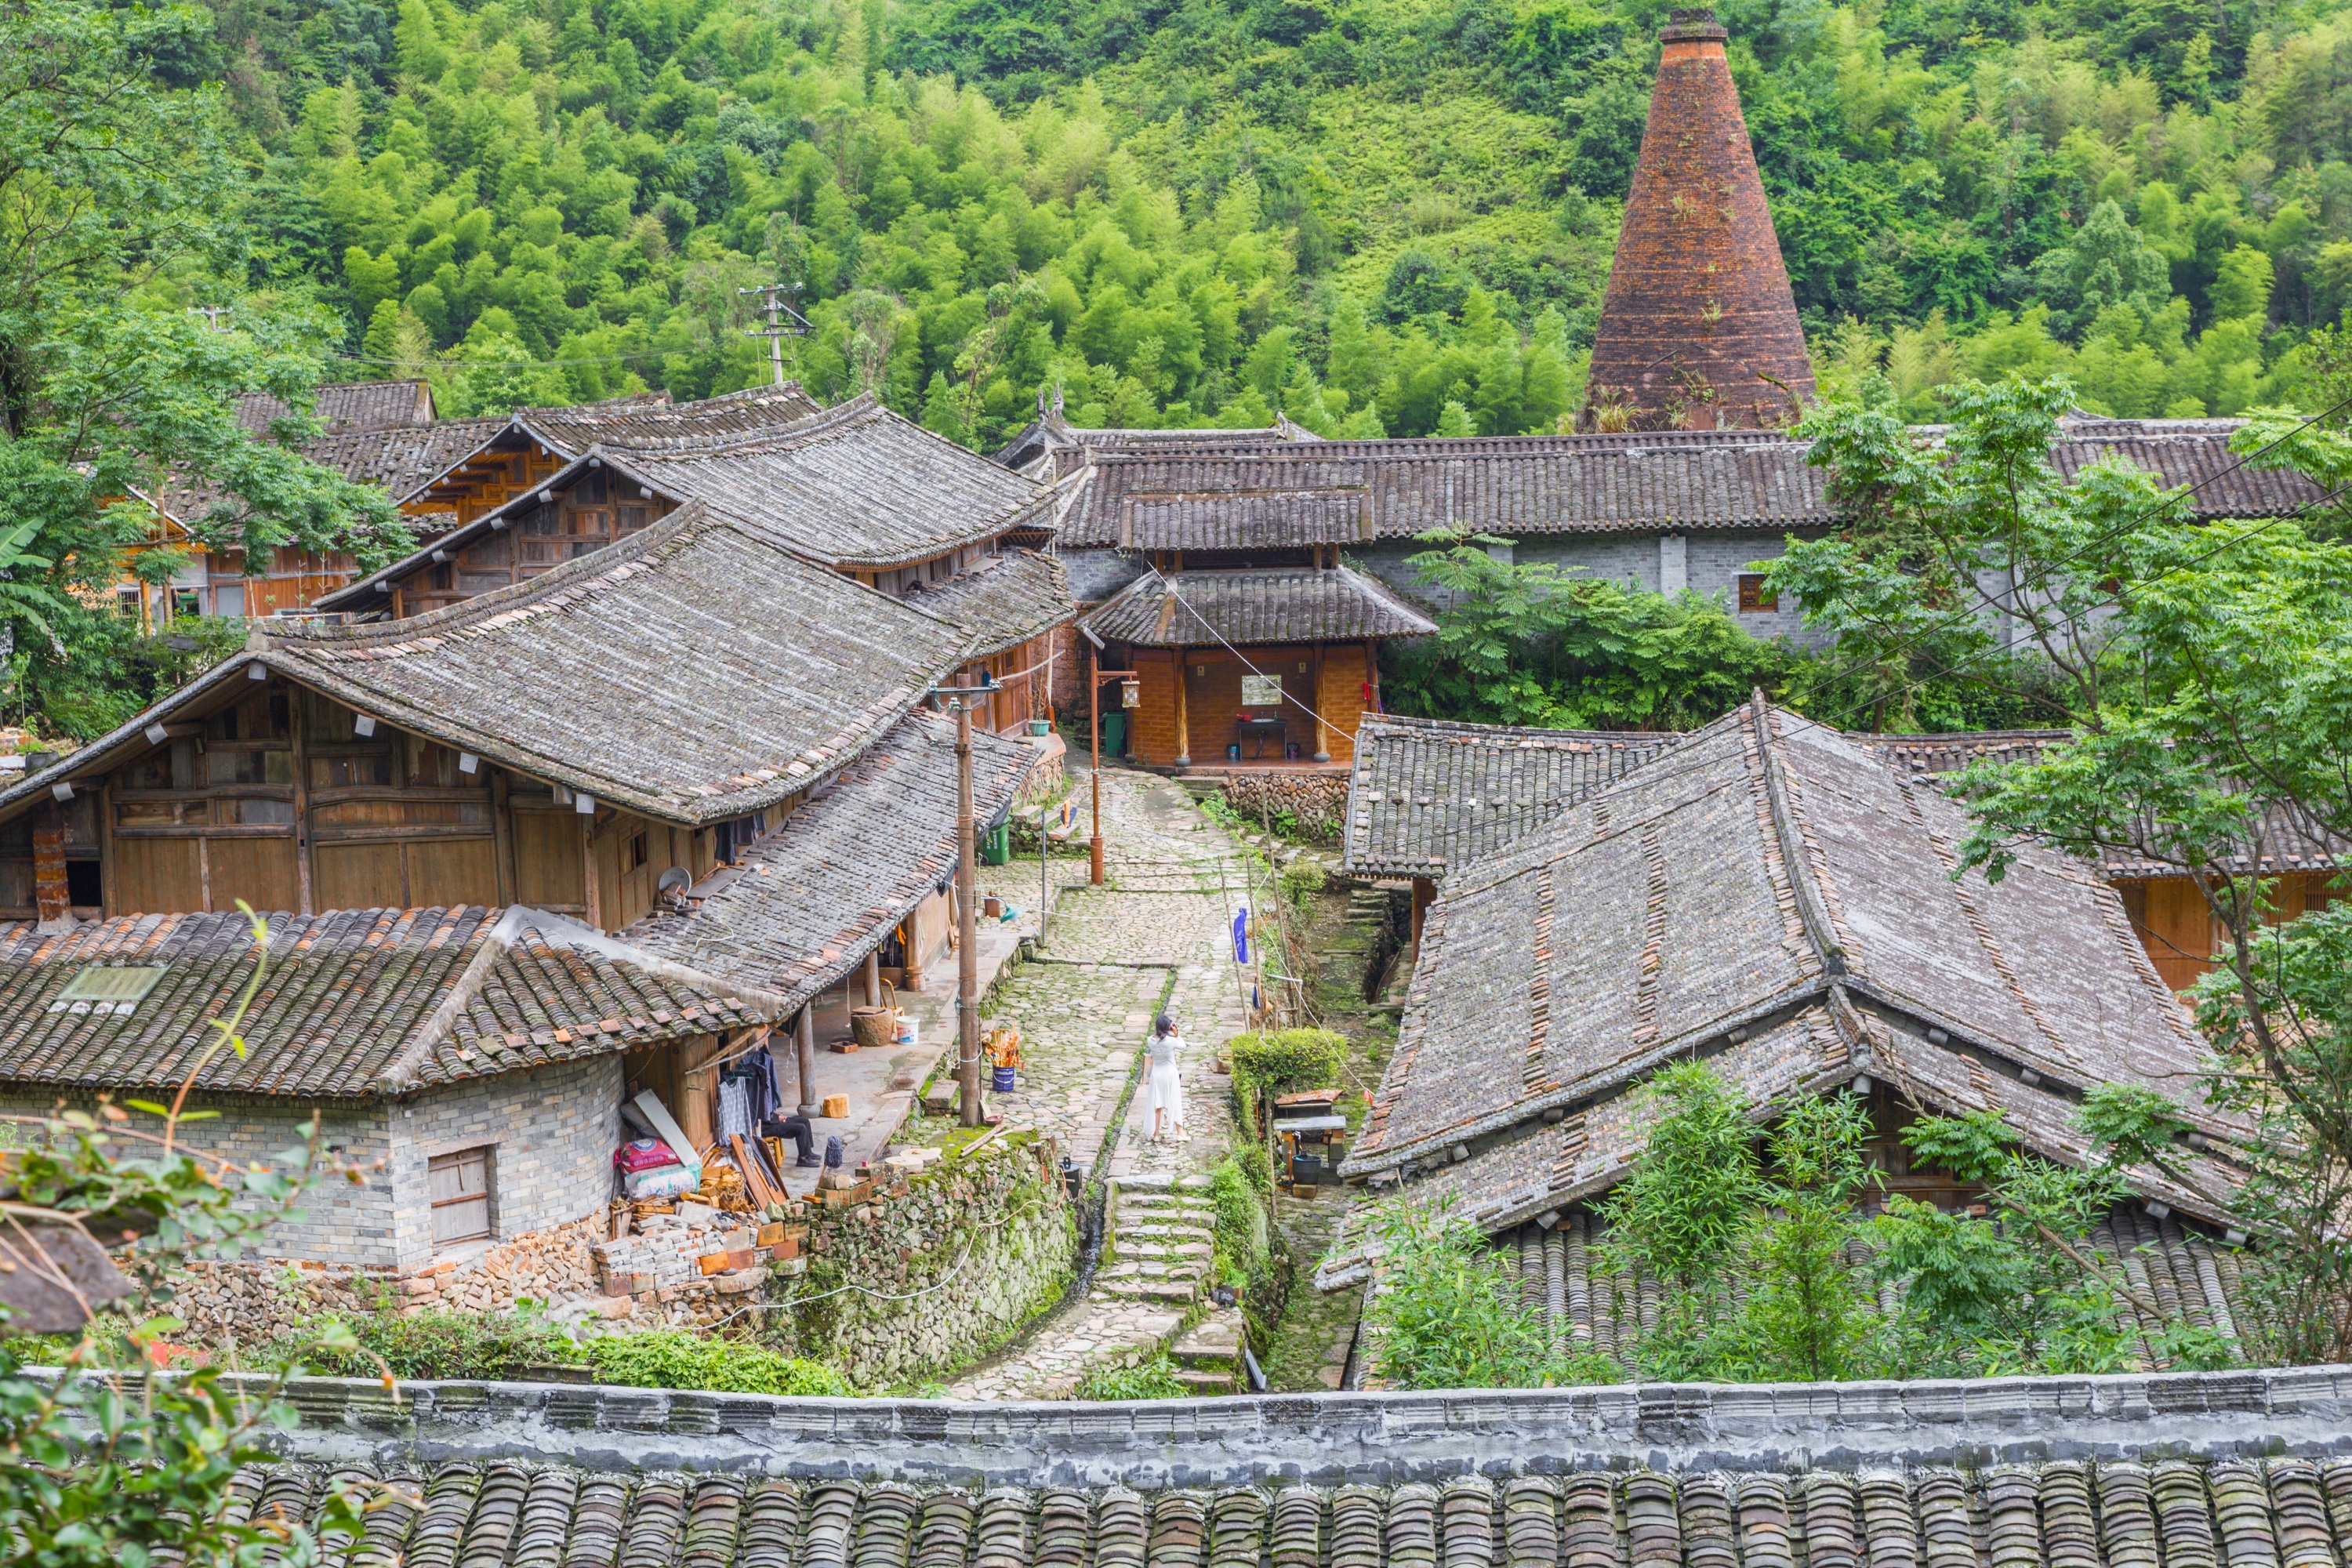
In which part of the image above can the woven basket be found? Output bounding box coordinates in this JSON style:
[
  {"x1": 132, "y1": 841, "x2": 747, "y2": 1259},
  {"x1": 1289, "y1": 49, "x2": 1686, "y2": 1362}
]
[{"x1": 850, "y1": 980, "x2": 899, "y2": 1051}]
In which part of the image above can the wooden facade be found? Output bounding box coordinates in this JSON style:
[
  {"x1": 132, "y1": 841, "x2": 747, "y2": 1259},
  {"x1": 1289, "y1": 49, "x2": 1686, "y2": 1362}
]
[
  {"x1": 1120, "y1": 643, "x2": 1373, "y2": 770},
  {"x1": 3, "y1": 672, "x2": 777, "y2": 935},
  {"x1": 394, "y1": 469, "x2": 669, "y2": 618},
  {"x1": 2114, "y1": 869, "x2": 2343, "y2": 992}
]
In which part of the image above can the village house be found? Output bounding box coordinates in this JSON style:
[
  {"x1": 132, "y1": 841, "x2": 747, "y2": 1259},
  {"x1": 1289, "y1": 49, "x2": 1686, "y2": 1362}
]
[
  {"x1": 129, "y1": 380, "x2": 828, "y2": 621},
  {"x1": 1343, "y1": 713, "x2": 2347, "y2": 990},
  {"x1": 316, "y1": 392, "x2": 1073, "y2": 739},
  {"x1": 0, "y1": 491, "x2": 1036, "y2": 1298},
  {"x1": 1323, "y1": 699, "x2": 2253, "y2": 1366},
  {"x1": 1066, "y1": 474, "x2": 1439, "y2": 771}
]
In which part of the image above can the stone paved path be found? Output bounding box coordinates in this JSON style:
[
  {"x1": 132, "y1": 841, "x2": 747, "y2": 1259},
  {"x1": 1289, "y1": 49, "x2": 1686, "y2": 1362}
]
[{"x1": 948, "y1": 766, "x2": 1257, "y2": 1399}]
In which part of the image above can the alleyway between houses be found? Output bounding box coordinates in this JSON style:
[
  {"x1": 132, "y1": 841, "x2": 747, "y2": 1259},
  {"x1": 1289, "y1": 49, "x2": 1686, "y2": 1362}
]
[{"x1": 946, "y1": 764, "x2": 1258, "y2": 1399}]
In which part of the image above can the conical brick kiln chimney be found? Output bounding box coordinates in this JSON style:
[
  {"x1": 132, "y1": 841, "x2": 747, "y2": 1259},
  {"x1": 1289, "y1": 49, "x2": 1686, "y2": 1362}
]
[{"x1": 1581, "y1": 8, "x2": 1815, "y2": 431}]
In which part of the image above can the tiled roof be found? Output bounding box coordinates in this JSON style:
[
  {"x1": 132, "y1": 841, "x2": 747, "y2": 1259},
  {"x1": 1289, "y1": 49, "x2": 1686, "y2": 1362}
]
[
  {"x1": 0, "y1": 501, "x2": 973, "y2": 829},
  {"x1": 611, "y1": 396, "x2": 1054, "y2": 569},
  {"x1": 234, "y1": 379, "x2": 434, "y2": 434},
  {"x1": 627, "y1": 711, "x2": 1038, "y2": 1014},
  {"x1": 1050, "y1": 420, "x2": 2326, "y2": 545},
  {"x1": 1854, "y1": 730, "x2": 2351, "y2": 877},
  {"x1": 1081, "y1": 566, "x2": 1436, "y2": 647},
  {"x1": 520, "y1": 385, "x2": 823, "y2": 455},
  {"x1": 1342, "y1": 715, "x2": 1680, "y2": 878},
  {"x1": 1345, "y1": 701, "x2": 2234, "y2": 1189},
  {"x1": 1351, "y1": 717, "x2": 2352, "y2": 885},
  {"x1": 150, "y1": 419, "x2": 507, "y2": 528},
  {"x1": 995, "y1": 408, "x2": 1314, "y2": 475},
  {"x1": 902, "y1": 550, "x2": 1075, "y2": 660},
  {"x1": 204, "y1": 1448, "x2": 2352, "y2": 1568},
  {"x1": 1120, "y1": 488, "x2": 1371, "y2": 551},
  {"x1": 0, "y1": 906, "x2": 776, "y2": 1098}
]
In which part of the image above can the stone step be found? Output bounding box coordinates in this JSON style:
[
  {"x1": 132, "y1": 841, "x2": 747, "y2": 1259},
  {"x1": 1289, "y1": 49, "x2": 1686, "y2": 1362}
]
[
  {"x1": 1116, "y1": 1241, "x2": 1214, "y2": 1266},
  {"x1": 1116, "y1": 1221, "x2": 1216, "y2": 1244},
  {"x1": 1174, "y1": 1367, "x2": 1237, "y2": 1396},
  {"x1": 1097, "y1": 1278, "x2": 1200, "y2": 1304},
  {"x1": 1098, "y1": 1257, "x2": 1209, "y2": 1283},
  {"x1": 1170, "y1": 1313, "x2": 1246, "y2": 1370}
]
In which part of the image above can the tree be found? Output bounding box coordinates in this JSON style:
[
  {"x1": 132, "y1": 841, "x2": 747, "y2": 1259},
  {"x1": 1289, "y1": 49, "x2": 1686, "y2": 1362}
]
[
  {"x1": 1777, "y1": 378, "x2": 2352, "y2": 1360},
  {"x1": 0, "y1": 0, "x2": 407, "y2": 736}
]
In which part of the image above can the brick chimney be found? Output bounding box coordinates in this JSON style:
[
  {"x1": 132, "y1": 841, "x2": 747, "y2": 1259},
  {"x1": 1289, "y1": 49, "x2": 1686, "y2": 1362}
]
[
  {"x1": 1581, "y1": 8, "x2": 1816, "y2": 432},
  {"x1": 33, "y1": 804, "x2": 71, "y2": 931}
]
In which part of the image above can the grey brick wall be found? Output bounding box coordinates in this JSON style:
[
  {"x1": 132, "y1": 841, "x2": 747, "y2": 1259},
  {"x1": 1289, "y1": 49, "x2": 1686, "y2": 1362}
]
[
  {"x1": 387, "y1": 1054, "x2": 621, "y2": 1272},
  {"x1": 1354, "y1": 531, "x2": 1831, "y2": 645},
  {"x1": 0, "y1": 1085, "x2": 395, "y2": 1267}
]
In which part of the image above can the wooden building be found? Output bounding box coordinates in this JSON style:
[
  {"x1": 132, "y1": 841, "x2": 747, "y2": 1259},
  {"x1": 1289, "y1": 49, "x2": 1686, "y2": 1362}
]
[
  {"x1": 1320, "y1": 701, "x2": 2252, "y2": 1370},
  {"x1": 132, "y1": 383, "x2": 828, "y2": 622},
  {"x1": 1344, "y1": 713, "x2": 2346, "y2": 992},
  {"x1": 317, "y1": 394, "x2": 1071, "y2": 738}
]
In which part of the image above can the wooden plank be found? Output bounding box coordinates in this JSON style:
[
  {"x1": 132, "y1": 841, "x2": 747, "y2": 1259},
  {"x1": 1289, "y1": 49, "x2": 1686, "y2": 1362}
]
[
  {"x1": 314, "y1": 840, "x2": 404, "y2": 909},
  {"x1": 406, "y1": 837, "x2": 499, "y2": 909},
  {"x1": 288, "y1": 681, "x2": 314, "y2": 915},
  {"x1": 206, "y1": 835, "x2": 300, "y2": 915},
  {"x1": 582, "y1": 811, "x2": 604, "y2": 931},
  {"x1": 114, "y1": 837, "x2": 201, "y2": 915},
  {"x1": 490, "y1": 771, "x2": 515, "y2": 905},
  {"x1": 511, "y1": 808, "x2": 586, "y2": 908}
]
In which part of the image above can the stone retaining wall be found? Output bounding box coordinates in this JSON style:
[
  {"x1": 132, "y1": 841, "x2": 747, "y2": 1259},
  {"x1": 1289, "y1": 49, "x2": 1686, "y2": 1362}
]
[
  {"x1": 778, "y1": 1131, "x2": 1076, "y2": 1388},
  {"x1": 1214, "y1": 772, "x2": 1348, "y2": 844}
]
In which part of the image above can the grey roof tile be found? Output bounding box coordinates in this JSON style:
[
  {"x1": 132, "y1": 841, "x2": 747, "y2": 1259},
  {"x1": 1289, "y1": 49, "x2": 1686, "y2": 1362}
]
[
  {"x1": 626, "y1": 710, "x2": 1038, "y2": 1014},
  {"x1": 0, "y1": 906, "x2": 773, "y2": 1097},
  {"x1": 1341, "y1": 715, "x2": 1681, "y2": 878},
  {"x1": 1052, "y1": 420, "x2": 2325, "y2": 546},
  {"x1": 1081, "y1": 566, "x2": 1436, "y2": 647},
  {"x1": 902, "y1": 550, "x2": 1075, "y2": 660}
]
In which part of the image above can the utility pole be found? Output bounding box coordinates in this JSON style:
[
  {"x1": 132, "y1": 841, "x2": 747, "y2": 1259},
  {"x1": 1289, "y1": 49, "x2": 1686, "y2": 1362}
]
[
  {"x1": 1085, "y1": 647, "x2": 1137, "y2": 885},
  {"x1": 189, "y1": 305, "x2": 231, "y2": 332},
  {"x1": 740, "y1": 281, "x2": 814, "y2": 388},
  {"x1": 953, "y1": 691, "x2": 982, "y2": 1127}
]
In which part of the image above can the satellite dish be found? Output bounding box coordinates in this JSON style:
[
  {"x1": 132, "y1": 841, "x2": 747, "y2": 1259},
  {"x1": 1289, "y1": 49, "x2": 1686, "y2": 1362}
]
[{"x1": 657, "y1": 866, "x2": 692, "y2": 900}]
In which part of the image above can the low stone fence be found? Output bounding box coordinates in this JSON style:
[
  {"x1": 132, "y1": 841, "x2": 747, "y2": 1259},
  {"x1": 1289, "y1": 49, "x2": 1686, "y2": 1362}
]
[
  {"x1": 168, "y1": 1215, "x2": 608, "y2": 1345},
  {"x1": 1214, "y1": 771, "x2": 1348, "y2": 843}
]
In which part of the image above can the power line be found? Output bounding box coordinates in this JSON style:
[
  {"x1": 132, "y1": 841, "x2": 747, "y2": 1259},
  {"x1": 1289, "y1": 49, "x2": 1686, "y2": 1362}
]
[{"x1": 326, "y1": 347, "x2": 696, "y2": 368}]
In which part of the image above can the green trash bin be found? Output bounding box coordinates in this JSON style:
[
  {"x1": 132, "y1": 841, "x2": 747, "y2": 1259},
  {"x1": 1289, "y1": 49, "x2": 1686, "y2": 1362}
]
[
  {"x1": 1100, "y1": 710, "x2": 1128, "y2": 757},
  {"x1": 980, "y1": 820, "x2": 1013, "y2": 865}
]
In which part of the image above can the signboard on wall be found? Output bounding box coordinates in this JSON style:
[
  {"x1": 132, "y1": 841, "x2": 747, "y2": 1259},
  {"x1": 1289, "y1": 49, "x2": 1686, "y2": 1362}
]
[{"x1": 1240, "y1": 673, "x2": 1282, "y2": 707}]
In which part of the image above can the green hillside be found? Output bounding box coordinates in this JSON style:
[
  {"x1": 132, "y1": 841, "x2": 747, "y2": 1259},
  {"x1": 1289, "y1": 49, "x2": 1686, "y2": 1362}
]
[{"x1": 63, "y1": 0, "x2": 2352, "y2": 448}]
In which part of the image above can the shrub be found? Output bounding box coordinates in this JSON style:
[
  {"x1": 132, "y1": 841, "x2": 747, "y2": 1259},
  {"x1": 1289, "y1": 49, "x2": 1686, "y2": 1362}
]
[
  {"x1": 1227, "y1": 1027, "x2": 1346, "y2": 1136},
  {"x1": 280, "y1": 1307, "x2": 577, "y2": 1381},
  {"x1": 585, "y1": 1329, "x2": 852, "y2": 1396},
  {"x1": 1209, "y1": 1155, "x2": 1269, "y2": 1285},
  {"x1": 1366, "y1": 1200, "x2": 1610, "y2": 1389},
  {"x1": 1074, "y1": 1353, "x2": 1189, "y2": 1399}
]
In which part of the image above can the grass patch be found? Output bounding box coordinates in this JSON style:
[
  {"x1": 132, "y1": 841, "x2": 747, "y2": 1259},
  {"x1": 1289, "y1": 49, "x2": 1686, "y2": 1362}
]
[{"x1": 1074, "y1": 1353, "x2": 1188, "y2": 1399}]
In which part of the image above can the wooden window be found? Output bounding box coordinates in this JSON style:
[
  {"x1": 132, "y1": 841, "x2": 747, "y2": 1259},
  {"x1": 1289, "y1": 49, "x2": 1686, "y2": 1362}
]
[
  {"x1": 1737, "y1": 574, "x2": 1779, "y2": 613},
  {"x1": 626, "y1": 829, "x2": 648, "y2": 871},
  {"x1": 427, "y1": 1146, "x2": 493, "y2": 1247}
]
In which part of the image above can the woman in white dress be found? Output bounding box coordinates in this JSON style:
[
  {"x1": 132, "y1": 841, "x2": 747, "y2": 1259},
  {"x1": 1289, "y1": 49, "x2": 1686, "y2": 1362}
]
[{"x1": 1142, "y1": 1013, "x2": 1186, "y2": 1142}]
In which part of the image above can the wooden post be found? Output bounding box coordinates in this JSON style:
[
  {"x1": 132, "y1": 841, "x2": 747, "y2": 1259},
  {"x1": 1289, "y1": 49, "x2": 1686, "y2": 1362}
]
[
  {"x1": 795, "y1": 1004, "x2": 818, "y2": 1117},
  {"x1": 96, "y1": 780, "x2": 115, "y2": 920},
  {"x1": 32, "y1": 805, "x2": 70, "y2": 931},
  {"x1": 581, "y1": 810, "x2": 603, "y2": 931},
  {"x1": 1310, "y1": 642, "x2": 1330, "y2": 763},
  {"x1": 288, "y1": 684, "x2": 315, "y2": 914},
  {"x1": 1088, "y1": 643, "x2": 1104, "y2": 884},
  {"x1": 1173, "y1": 648, "x2": 1191, "y2": 769},
  {"x1": 864, "y1": 949, "x2": 881, "y2": 1009},
  {"x1": 956, "y1": 696, "x2": 982, "y2": 1127},
  {"x1": 490, "y1": 771, "x2": 516, "y2": 906},
  {"x1": 678, "y1": 1036, "x2": 717, "y2": 1155},
  {"x1": 1365, "y1": 639, "x2": 1381, "y2": 716}
]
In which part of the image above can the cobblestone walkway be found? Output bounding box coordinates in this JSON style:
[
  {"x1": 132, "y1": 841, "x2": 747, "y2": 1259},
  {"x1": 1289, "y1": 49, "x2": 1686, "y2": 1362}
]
[{"x1": 949, "y1": 766, "x2": 1256, "y2": 1399}]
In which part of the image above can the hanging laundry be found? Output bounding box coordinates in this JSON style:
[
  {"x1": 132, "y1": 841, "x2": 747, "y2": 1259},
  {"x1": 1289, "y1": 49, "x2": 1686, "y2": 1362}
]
[
  {"x1": 717, "y1": 1073, "x2": 757, "y2": 1142},
  {"x1": 1232, "y1": 906, "x2": 1250, "y2": 964}
]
